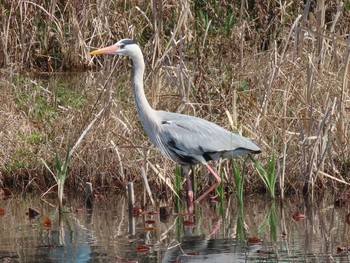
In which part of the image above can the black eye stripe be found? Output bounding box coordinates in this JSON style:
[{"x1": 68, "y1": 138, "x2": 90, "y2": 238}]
[
  {"x1": 121, "y1": 39, "x2": 136, "y2": 45},
  {"x1": 117, "y1": 39, "x2": 136, "y2": 49}
]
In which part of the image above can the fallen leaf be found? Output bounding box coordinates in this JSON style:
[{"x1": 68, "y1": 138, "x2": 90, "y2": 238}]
[
  {"x1": 248, "y1": 237, "x2": 263, "y2": 243},
  {"x1": 183, "y1": 220, "x2": 195, "y2": 227},
  {"x1": 43, "y1": 217, "x2": 52, "y2": 228},
  {"x1": 292, "y1": 211, "x2": 306, "y2": 221},
  {"x1": 144, "y1": 226, "x2": 155, "y2": 231},
  {"x1": 145, "y1": 219, "x2": 156, "y2": 224},
  {"x1": 0, "y1": 207, "x2": 4, "y2": 217},
  {"x1": 136, "y1": 245, "x2": 150, "y2": 252},
  {"x1": 132, "y1": 207, "x2": 142, "y2": 217}
]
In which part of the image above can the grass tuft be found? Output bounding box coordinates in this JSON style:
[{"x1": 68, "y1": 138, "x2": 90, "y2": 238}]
[
  {"x1": 232, "y1": 159, "x2": 246, "y2": 205},
  {"x1": 41, "y1": 145, "x2": 70, "y2": 211},
  {"x1": 250, "y1": 153, "x2": 277, "y2": 200}
]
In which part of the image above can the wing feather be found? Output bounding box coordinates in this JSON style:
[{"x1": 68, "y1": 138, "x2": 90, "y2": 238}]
[{"x1": 156, "y1": 111, "x2": 260, "y2": 161}]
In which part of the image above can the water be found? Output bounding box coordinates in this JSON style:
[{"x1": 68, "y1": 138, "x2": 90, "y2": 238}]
[{"x1": 0, "y1": 194, "x2": 349, "y2": 262}]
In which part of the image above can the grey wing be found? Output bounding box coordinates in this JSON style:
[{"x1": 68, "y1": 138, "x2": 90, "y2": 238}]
[{"x1": 157, "y1": 111, "x2": 260, "y2": 163}]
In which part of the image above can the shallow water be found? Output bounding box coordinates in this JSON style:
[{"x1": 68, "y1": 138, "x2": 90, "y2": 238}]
[{"x1": 0, "y1": 194, "x2": 350, "y2": 262}]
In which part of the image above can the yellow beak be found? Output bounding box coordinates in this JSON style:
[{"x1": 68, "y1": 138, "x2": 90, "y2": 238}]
[{"x1": 89, "y1": 44, "x2": 119, "y2": 55}]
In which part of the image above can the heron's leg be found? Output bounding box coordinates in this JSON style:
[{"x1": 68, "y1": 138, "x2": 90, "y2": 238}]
[
  {"x1": 183, "y1": 165, "x2": 193, "y2": 203},
  {"x1": 195, "y1": 163, "x2": 221, "y2": 203}
]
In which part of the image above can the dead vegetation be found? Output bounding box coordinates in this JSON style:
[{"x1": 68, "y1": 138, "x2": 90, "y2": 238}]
[{"x1": 0, "y1": 0, "x2": 349, "y2": 199}]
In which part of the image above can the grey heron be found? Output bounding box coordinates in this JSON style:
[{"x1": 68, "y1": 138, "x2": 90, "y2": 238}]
[{"x1": 90, "y1": 39, "x2": 261, "y2": 203}]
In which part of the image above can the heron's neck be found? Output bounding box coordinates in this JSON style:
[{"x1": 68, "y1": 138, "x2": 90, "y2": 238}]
[
  {"x1": 131, "y1": 54, "x2": 158, "y2": 138},
  {"x1": 131, "y1": 55, "x2": 153, "y2": 113}
]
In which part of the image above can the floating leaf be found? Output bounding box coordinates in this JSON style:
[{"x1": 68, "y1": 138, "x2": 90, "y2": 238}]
[
  {"x1": 183, "y1": 220, "x2": 195, "y2": 227},
  {"x1": 144, "y1": 226, "x2": 155, "y2": 231},
  {"x1": 145, "y1": 219, "x2": 156, "y2": 224},
  {"x1": 248, "y1": 237, "x2": 263, "y2": 243},
  {"x1": 0, "y1": 207, "x2": 4, "y2": 217},
  {"x1": 292, "y1": 211, "x2": 306, "y2": 221},
  {"x1": 132, "y1": 207, "x2": 142, "y2": 217},
  {"x1": 136, "y1": 245, "x2": 150, "y2": 252},
  {"x1": 43, "y1": 217, "x2": 52, "y2": 228},
  {"x1": 186, "y1": 252, "x2": 199, "y2": 256}
]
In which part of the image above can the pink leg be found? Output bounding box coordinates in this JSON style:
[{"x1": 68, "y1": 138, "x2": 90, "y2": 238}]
[
  {"x1": 195, "y1": 164, "x2": 221, "y2": 203},
  {"x1": 183, "y1": 166, "x2": 193, "y2": 203}
]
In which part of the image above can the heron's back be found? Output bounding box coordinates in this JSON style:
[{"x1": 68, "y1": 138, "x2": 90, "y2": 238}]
[{"x1": 155, "y1": 111, "x2": 260, "y2": 164}]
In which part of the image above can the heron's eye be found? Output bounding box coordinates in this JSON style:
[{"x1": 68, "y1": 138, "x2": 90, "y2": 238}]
[{"x1": 120, "y1": 43, "x2": 125, "y2": 49}]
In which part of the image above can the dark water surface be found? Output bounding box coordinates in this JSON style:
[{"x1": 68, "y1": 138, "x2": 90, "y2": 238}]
[{"x1": 0, "y1": 194, "x2": 350, "y2": 262}]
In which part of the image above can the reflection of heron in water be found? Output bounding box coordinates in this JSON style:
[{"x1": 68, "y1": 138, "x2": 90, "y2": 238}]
[{"x1": 161, "y1": 236, "x2": 263, "y2": 263}]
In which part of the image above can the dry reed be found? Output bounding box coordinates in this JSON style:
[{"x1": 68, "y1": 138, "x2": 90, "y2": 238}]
[{"x1": 0, "y1": 0, "x2": 349, "y2": 200}]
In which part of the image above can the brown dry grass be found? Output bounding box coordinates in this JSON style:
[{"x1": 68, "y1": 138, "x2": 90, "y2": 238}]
[{"x1": 0, "y1": 0, "x2": 349, "y2": 199}]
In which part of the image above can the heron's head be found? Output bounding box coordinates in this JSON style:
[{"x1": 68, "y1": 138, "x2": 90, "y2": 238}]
[{"x1": 89, "y1": 39, "x2": 140, "y2": 58}]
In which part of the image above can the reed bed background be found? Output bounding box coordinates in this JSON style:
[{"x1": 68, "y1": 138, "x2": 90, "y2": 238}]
[{"x1": 0, "y1": 0, "x2": 349, "y2": 200}]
